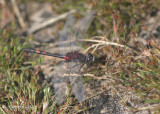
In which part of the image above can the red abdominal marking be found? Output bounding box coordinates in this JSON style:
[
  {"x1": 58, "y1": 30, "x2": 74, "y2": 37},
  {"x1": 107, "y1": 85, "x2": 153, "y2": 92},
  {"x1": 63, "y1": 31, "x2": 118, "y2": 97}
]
[
  {"x1": 36, "y1": 50, "x2": 40, "y2": 53},
  {"x1": 64, "y1": 56, "x2": 70, "y2": 61},
  {"x1": 41, "y1": 51, "x2": 47, "y2": 54}
]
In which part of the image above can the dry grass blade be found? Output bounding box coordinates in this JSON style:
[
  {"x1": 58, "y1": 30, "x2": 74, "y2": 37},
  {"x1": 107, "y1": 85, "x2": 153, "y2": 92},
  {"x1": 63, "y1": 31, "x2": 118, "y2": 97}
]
[
  {"x1": 83, "y1": 39, "x2": 129, "y2": 48},
  {"x1": 63, "y1": 73, "x2": 107, "y2": 80},
  {"x1": 83, "y1": 39, "x2": 132, "y2": 53},
  {"x1": 27, "y1": 9, "x2": 77, "y2": 34},
  {"x1": 11, "y1": 0, "x2": 26, "y2": 30}
]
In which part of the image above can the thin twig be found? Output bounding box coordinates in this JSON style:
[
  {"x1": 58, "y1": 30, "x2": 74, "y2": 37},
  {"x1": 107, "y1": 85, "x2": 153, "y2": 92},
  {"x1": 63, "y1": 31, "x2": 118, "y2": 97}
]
[
  {"x1": 92, "y1": 36, "x2": 106, "y2": 53},
  {"x1": 27, "y1": 9, "x2": 77, "y2": 34},
  {"x1": 83, "y1": 39, "x2": 132, "y2": 53},
  {"x1": 83, "y1": 39, "x2": 129, "y2": 48},
  {"x1": 62, "y1": 73, "x2": 107, "y2": 80},
  {"x1": 84, "y1": 43, "x2": 99, "y2": 54},
  {"x1": 11, "y1": 0, "x2": 26, "y2": 30},
  {"x1": 83, "y1": 73, "x2": 107, "y2": 80}
]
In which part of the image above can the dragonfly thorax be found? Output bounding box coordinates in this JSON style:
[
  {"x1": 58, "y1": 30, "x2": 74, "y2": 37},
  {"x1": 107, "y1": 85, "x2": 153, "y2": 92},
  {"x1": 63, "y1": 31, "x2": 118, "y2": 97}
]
[{"x1": 64, "y1": 51, "x2": 93, "y2": 63}]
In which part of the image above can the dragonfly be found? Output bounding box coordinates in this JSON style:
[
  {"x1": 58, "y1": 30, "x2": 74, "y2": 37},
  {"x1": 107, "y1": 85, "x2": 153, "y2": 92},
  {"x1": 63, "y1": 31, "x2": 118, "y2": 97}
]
[{"x1": 23, "y1": 11, "x2": 95, "y2": 104}]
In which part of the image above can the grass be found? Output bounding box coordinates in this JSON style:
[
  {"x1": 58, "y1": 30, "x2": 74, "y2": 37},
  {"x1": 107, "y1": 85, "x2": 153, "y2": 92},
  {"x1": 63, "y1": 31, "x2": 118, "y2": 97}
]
[
  {"x1": 0, "y1": 28, "x2": 86, "y2": 113},
  {"x1": 0, "y1": 28, "x2": 38, "y2": 113},
  {"x1": 0, "y1": 0, "x2": 160, "y2": 113}
]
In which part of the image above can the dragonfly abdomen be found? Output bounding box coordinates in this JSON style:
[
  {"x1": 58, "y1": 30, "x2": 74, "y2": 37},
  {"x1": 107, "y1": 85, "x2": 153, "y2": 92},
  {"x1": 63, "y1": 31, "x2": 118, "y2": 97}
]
[{"x1": 23, "y1": 48, "x2": 64, "y2": 59}]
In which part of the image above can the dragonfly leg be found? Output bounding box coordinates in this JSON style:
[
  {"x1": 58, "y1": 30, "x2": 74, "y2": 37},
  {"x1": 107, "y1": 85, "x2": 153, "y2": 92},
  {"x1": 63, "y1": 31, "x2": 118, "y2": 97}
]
[
  {"x1": 71, "y1": 63, "x2": 80, "y2": 68},
  {"x1": 72, "y1": 63, "x2": 85, "y2": 74},
  {"x1": 79, "y1": 63, "x2": 85, "y2": 74},
  {"x1": 70, "y1": 63, "x2": 81, "y2": 74}
]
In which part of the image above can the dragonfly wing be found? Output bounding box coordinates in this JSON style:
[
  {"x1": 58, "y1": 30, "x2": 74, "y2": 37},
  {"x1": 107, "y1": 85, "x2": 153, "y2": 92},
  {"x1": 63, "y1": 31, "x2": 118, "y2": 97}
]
[
  {"x1": 69, "y1": 61, "x2": 86, "y2": 102},
  {"x1": 71, "y1": 10, "x2": 95, "y2": 51},
  {"x1": 53, "y1": 62, "x2": 69, "y2": 104},
  {"x1": 59, "y1": 14, "x2": 75, "y2": 55},
  {"x1": 67, "y1": 11, "x2": 95, "y2": 102}
]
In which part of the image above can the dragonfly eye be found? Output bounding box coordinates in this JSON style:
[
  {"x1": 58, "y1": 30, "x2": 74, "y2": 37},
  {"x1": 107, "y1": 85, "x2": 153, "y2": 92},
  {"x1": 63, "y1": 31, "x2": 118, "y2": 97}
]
[{"x1": 87, "y1": 53, "x2": 94, "y2": 63}]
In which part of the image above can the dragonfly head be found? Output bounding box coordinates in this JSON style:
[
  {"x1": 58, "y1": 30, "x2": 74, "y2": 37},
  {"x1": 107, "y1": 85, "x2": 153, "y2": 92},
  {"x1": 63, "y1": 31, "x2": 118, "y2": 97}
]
[{"x1": 87, "y1": 53, "x2": 94, "y2": 64}]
